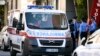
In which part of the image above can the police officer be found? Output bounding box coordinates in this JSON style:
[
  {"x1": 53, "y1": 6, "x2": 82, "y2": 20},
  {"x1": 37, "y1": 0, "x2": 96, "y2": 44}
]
[
  {"x1": 89, "y1": 16, "x2": 97, "y2": 35},
  {"x1": 73, "y1": 16, "x2": 80, "y2": 47},
  {"x1": 79, "y1": 17, "x2": 88, "y2": 45}
]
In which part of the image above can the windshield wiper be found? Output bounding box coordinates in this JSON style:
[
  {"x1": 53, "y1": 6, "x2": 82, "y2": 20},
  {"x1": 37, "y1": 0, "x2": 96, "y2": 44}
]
[
  {"x1": 40, "y1": 27, "x2": 68, "y2": 30},
  {"x1": 27, "y1": 24, "x2": 67, "y2": 30},
  {"x1": 27, "y1": 25, "x2": 40, "y2": 29}
]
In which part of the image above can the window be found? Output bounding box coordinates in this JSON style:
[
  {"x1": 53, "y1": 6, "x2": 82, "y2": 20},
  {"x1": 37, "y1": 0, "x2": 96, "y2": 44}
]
[
  {"x1": 25, "y1": 12, "x2": 68, "y2": 29},
  {"x1": 17, "y1": 13, "x2": 24, "y2": 30},
  {"x1": 11, "y1": 0, "x2": 13, "y2": 9}
]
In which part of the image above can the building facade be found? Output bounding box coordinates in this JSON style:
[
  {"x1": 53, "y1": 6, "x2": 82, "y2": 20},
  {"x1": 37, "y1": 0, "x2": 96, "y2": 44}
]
[
  {"x1": 5, "y1": 0, "x2": 76, "y2": 25},
  {"x1": 8, "y1": 0, "x2": 55, "y2": 10},
  {"x1": 8, "y1": 0, "x2": 76, "y2": 17}
]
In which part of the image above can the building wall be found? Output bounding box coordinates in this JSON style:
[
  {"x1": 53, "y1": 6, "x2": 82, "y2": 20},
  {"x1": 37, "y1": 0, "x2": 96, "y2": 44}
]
[
  {"x1": 8, "y1": 0, "x2": 55, "y2": 11},
  {"x1": 55, "y1": 0, "x2": 76, "y2": 19},
  {"x1": 66, "y1": 0, "x2": 76, "y2": 19},
  {"x1": 7, "y1": 0, "x2": 76, "y2": 23},
  {"x1": 7, "y1": 0, "x2": 76, "y2": 15}
]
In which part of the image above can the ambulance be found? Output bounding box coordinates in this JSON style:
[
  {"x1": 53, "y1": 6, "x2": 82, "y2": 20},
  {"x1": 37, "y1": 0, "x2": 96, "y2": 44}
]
[{"x1": 7, "y1": 5, "x2": 73, "y2": 56}]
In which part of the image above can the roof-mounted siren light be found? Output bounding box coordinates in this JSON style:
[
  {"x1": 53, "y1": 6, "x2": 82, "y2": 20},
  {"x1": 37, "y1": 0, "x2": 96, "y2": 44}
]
[{"x1": 27, "y1": 5, "x2": 54, "y2": 9}]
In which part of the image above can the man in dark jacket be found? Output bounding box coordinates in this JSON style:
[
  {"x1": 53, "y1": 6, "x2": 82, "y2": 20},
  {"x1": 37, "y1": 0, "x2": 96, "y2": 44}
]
[{"x1": 69, "y1": 19, "x2": 75, "y2": 50}]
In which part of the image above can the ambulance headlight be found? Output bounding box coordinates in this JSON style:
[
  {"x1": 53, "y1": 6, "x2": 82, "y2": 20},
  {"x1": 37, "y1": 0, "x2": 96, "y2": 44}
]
[
  {"x1": 66, "y1": 31, "x2": 71, "y2": 38},
  {"x1": 29, "y1": 39, "x2": 38, "y2": 47},
  {"x1": 29, "y1": 39, "x2": 37, "y2": 44}
]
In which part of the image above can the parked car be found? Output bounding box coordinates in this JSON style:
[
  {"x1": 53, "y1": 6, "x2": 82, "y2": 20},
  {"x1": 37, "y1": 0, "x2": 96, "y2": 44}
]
[
  {"x1": 0, "y1": 26, "x2": 9, "y2": 51},
  {"x1": 72, "y1": 29, "x2": 100, "y2": 56}
]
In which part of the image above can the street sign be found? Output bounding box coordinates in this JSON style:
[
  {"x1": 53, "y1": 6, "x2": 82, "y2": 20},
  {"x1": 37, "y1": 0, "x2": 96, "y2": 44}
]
[{"x1": 0, "y1": 0, "x2": 5, "y2": 5}]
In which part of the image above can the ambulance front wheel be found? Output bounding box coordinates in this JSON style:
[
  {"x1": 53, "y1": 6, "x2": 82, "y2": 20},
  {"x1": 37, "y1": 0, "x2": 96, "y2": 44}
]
[
  {"x1": 21, "y1": 43, "x2": 29, "y2": 56},
  {"x1": 10, "y1": 45, "x2": 17, "y2": 56},
  {"x1": 1, "y1": 40, "x2": 8, "y2": 51},
  {"x1": 73, "y1": 52, "x2": 77, "y2": 56}
]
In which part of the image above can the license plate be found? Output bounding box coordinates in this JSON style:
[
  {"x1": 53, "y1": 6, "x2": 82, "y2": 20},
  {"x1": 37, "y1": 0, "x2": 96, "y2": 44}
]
[{"x1": 46, "y1": 49, "x2": 58, "y2": 52}]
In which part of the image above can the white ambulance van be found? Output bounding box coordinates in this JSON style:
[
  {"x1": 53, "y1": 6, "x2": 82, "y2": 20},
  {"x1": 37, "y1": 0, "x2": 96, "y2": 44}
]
[{"x1": 7, "y1": 5, "x2": 73, "y2": 56}]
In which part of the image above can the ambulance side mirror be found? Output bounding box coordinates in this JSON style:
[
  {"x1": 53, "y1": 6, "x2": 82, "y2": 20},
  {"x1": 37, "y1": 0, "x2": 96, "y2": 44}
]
[
  {"x1": 17, "y1": 22, "x2": 24, "y2": 31},
  {"x1": 81, "y1": 37, "x2": 86, "y2": 45}
]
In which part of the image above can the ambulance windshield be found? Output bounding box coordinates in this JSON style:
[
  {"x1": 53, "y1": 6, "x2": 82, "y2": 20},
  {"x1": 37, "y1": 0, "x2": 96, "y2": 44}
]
[{"x1": 25, "y1": 12, "x2": 68, "y2": 29}]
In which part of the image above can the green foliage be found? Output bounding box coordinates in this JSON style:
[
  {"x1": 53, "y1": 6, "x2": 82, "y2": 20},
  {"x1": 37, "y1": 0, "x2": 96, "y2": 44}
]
[
  {"x1": 76, "y1": 0, "x2": 83, "y2": 6},
  {"x1": 75, "y1": 0, "x2": 87, "y2": 20},
  {"x1": 0, "y1": 5, "x2": 4, "y2": 25},
  {"x1": 0, "y1": 5, "x2": 4, "y2": 18}
]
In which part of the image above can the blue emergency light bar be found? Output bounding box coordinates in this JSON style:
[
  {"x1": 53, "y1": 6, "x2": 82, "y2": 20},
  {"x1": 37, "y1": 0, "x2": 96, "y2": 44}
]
[{"x1": 27, "y1": 5, "x2": 54, "y2": 9}]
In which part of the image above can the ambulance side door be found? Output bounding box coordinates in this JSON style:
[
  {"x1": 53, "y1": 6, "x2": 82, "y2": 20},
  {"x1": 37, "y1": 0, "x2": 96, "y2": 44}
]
[
  {"x1": 15, "y1": 13, "x2": 24, "y2": 50},
  {"x1": 11, "y1": 13, "x2": 23, "y2": 50}
]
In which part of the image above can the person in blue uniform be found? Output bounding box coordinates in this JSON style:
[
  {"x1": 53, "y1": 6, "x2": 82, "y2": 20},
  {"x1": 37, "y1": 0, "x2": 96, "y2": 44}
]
[
  {"x1": 73, "y1": 16, "x2": 80, "y2": 47},
  {"x1": 89, "y1": 16, "x2": 97, "y2": 35},
  {"x1": 69, "y1": 16, "x2": 80, "y2": 50},
  {"x1": 79, "y1": 17, "x2": 88, "y2": 45}
]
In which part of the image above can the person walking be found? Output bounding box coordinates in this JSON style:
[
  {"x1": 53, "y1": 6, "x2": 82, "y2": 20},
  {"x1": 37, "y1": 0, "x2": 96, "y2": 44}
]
[
  {"x1": 79, "y1": 17, "x2": 88, "y2": 45},
  {"x1": 73, "y1": 16, "x2": 80, "y2": 47},
  {"x1": 69, "y1": 19, "x2": 75, "y2": 50},
  {"x1": 89, "y1": 16, "x2": 97, "y2": 35}
]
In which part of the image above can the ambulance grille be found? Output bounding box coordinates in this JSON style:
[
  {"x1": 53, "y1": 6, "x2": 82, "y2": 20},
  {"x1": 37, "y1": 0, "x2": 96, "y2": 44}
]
[{"x1": 40, "y1": 40, "x2": 63, "y2": 46}]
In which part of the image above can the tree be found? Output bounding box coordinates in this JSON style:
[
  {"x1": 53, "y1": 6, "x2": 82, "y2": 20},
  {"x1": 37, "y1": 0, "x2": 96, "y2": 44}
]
[
  {"x1": 75, "y1": 0, "x2": 87, "y2": 20},
  {"x1": 0, "y1": 5, "x2": 4, "y2": 25}
]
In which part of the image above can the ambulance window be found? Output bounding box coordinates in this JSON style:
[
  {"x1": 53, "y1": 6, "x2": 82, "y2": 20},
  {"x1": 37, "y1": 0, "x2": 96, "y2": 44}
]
[
  {"x1": 12, "y1": 17, "x2": 18, "y2": 28},
  {"x1": 17, "y1": 13, "x2": 24, "y2": 30},
  {"x1": 25, "y1": 12, "x2": 68, "y2": 29}
]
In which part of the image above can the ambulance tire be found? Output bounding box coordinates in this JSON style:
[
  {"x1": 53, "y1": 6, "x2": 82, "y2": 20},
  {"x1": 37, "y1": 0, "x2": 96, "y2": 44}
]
[
  {"x1": 64, "y1": 54, "x2": 71, "y2": 56},
  {"x1": 1, "y1": 40, "x2": 8, "y2": 51},
  {"x1": 21, "y1": 44, "x2": 29, "y2": 56},
  {"x1": 32, "y1": 54, "x2": 42, "y2": 56},
  {"x1": 10, "y1": 46, "x2": 17, "y2": 56},
  {"x1": 74, "y1": 53, "x2": 77, "y2": 56}
]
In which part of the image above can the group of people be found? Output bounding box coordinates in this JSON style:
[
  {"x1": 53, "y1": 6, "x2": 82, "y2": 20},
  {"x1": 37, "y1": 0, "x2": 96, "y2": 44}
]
[{"x1": 69, "y1": 16, "x2": 97, "y2": 50}]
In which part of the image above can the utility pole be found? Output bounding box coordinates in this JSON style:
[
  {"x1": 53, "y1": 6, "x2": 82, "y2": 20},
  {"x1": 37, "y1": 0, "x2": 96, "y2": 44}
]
[
  {"x1": 73, "y1": 0, "x2": 77, "y2": 16},
  {"x1": 4, "y1": 0, "x2": 8, "y2": 25},
  {"x1": 87, "y1": 0, "x2": 89, "y2": 18},
  {"x1": 56, "y1": 0, "x2": 58, "y2": 10}
]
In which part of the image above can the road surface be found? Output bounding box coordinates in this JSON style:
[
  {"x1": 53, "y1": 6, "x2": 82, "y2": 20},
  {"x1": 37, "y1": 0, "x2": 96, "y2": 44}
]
[
  {"x1": 0, "y1": 50, "x2": 21, "y2": 56},
  {"x1": 0, "y1": 49, "x2": 67, "y2": 56}
]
